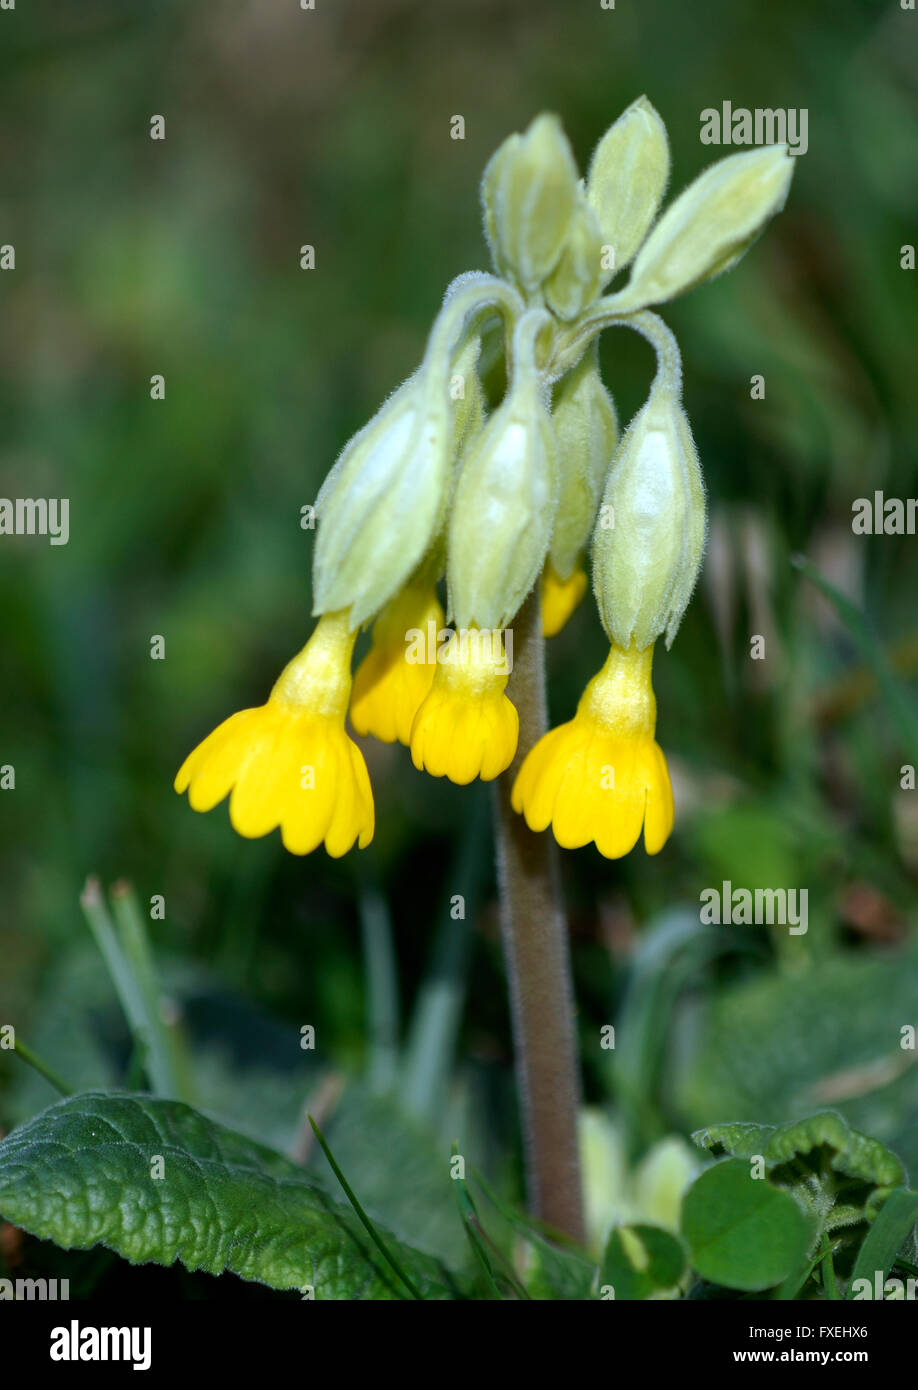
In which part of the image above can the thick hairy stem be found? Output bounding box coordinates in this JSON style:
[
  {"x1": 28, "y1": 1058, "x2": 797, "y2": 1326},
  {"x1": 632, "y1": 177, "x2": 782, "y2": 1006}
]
[{"x1": 493, "y1": 588, "x2": 585, "y2": 1243}]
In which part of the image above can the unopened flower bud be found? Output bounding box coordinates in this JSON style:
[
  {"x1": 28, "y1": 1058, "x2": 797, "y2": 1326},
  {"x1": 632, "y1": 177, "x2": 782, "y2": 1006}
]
[
  {"x1": 485, "y1": 114, "x2": 579, "y2": 293},
  {"x1": 586, "y1": 95, "x2": 670, "y2": 283},
  {"x1": 448, "y1": 312, "x2": 559, "y2": 630},
  {"x1": 623, "y1": 144, "x2": 794, "y2": 308},
  {"x1": 314, "y1": 370, "x2": 451, "y2": 629},
  {"x1": 481, "y1": 133, "x2": 521, "y2": 279},
  {"x1": 549, "y1": 343, "x2": 618, "y2": 583},
  {"x1": 543, "y1": 198, "x2": 605, "y2": 321},
  {"x1": 592, "y1": 383, "x2": 705, "y2": 650}
]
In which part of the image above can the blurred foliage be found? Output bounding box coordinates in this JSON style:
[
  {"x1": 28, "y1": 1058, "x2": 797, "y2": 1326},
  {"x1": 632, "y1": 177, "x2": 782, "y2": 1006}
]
[{"x1": 1, "y1": 0, "x2": 917, "y2": 1297}]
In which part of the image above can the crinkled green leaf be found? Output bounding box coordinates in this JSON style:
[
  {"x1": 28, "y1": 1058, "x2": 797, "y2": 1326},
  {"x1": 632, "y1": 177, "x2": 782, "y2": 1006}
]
[
  {"x1": 598, "y1": 1223, "x2": 686, "y2": 1301},
  {"x1": 693, "y1": 1112, "x2": 904, "y2": 1190},
  {"x1": 765, "y1": 1112, "x2": 904, "y2": 1188},
  {"x1": 692, "y1": 1121, "x2": 776, "y2": 1162},
  {"x1": 0, "y1": 1091, "x2": 461, "y2": 1299}
]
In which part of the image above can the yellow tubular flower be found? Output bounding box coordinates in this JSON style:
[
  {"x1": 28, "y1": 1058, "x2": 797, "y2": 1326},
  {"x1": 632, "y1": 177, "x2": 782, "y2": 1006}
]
[
  {"x1": 410, "y1": 627, "x2": 519, "y2": 785},
  {"x1": 541, "y1": 559, "x2": 587, "y2": 637},
  {"x1": 350, "y1": 584, "x2": 445, "y2": 746},
  {"x1": 174, "y1": 611, "x2": 374, "y2": 858},
  {"x1": 512, "y1": 641, "x2": 673, "y2": 857}
]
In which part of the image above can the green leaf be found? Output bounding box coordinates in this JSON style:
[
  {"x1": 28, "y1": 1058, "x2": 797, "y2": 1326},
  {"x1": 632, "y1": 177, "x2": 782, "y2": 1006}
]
[
  {"x1": 765, "y1": 1112, "x2": 904, "y2": 1188},
  {"x1": 598, "y1": 1223, "x2": 686, "y2": 1300},
  {"x1": 0, "y1": 1091, "x2": 461, "y2": 1299},
  {"x1": 693, "y1": 1121, "x2": 776, "y2": 1161},
  {"x1": 847, "y1": 1188, "x2": 918, "y2": 1299},
  {"x1": 693, "y1": 1111, "x2": 905, "y2": 1190},
  {"x1": 681, "y1": 1158, "x2": 812, "y2": 1291}
]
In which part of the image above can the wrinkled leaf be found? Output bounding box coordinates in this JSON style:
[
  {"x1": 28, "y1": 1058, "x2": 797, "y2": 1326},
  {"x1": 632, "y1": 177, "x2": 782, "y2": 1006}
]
[{"x1": 0, "y1": 1091, "x2": 461, "y2": 1299}]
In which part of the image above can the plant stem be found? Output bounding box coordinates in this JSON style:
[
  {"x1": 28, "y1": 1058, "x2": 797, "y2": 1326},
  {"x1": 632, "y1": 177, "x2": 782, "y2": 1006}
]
[
  {"x1": 492, "y1": 588, "x2": 585, "y2": 1244},
  {"x1": 820, "y1": 1234, "x2": 840, "y2": 1300}
]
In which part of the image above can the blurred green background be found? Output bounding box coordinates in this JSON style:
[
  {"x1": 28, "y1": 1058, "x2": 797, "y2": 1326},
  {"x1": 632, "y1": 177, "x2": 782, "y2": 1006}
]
[{"x1": 1, "y1": 0, "x2": 917, "y2": 1291}]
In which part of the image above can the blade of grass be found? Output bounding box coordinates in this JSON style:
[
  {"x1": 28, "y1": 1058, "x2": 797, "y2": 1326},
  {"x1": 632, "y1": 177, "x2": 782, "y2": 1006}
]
[
  {"x1": 80, "y1": 877, "x2": 167, "y2": 1096},
  {"x1": 847, "y1": 1188, "x2": 918, "y2": 1299},
  {"x1": 12, "y1": 1037, "x2": 72, "y2": 1097},
  {"x1": 307, "y1": 1113, "x2": 423, "y2": 1301},
  {"x1": 110, "y1": 880, "x2": 189, "y2": 1101},
  {"x1": 451, "y1": 1146, "x2": 530, "y2": 1300}
]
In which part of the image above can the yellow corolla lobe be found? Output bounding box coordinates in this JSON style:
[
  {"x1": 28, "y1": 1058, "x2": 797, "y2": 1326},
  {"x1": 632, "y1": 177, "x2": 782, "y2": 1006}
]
[
  {"x1": 512, "y1": 641, "x2": 674, "y2": 857},
  {"x1": 409, "y1": 626, "x2": 519, "y2": 785},
  {"x1": 350, "y1": 585, "x2": 445, "y2": 746}
]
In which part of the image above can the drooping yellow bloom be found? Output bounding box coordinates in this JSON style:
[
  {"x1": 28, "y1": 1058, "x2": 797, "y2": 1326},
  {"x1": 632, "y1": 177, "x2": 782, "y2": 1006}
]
[
  {"x1": 410, "y1": 626, "x2": 519, "y2": 784},
  {"x1": 541, "y1": 560, "x2": 587, "y2": 637},
  {"x1": 175, "y1": 611, "x2": 374, "y2": 857},
  {"x1": 350, "y1": 584, "x2": 445, "y2": 746},
  {"x1": 512, "y1": 641, "x2": 673, "y2": 857}
]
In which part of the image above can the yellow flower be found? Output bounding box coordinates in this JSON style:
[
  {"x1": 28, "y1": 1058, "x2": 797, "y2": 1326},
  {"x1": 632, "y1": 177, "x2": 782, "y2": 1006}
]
[
  {"x1": 512, "y1": 641, "x2": 673, "y2": 857},
  {"x1": 350, "y1": 584, "x2": 445, "y2": 746},
  {"x1": 410, "y1": 627, "x2": 519, "y2": 784},
  {"x1": 541, "y1": 559, "x2": 587, "y2": 637},
  {"x1": 174, "y1": 611, "x2": 374, "y2": 857}
]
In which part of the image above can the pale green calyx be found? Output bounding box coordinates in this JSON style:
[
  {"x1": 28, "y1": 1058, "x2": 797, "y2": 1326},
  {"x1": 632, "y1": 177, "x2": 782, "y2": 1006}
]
[
  {"x1": 448, "y1": 310, "x2": 559, "y2": 630},
  {"x1": 549, "y1": 342, "x2": 618, "y2": 582},
  {"x1": 314, "y1": 274, "x2": 519, "y2": 629},
  {"x1": 618, "y1": 144, "x2": 794, "y2": 310},
  {"x1": 591, "y1": 317, "x2": 705, "y2": 650},
  {"x1": 543, "y1": 197, "x2": 605, "y2": 322},
  {"x1": 313, "y1": 370, "x2": 451, "y2": 630},
  {"x1": 483, "y1": 113, "x2": 579, "y2": 294},
  {"x1": 586, "y1": 95, "x2": 670, "y2": 283}
]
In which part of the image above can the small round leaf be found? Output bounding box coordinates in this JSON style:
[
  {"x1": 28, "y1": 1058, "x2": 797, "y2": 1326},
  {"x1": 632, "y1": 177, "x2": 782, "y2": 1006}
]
[{"x1": 681, "y1": 1158, "x2": 812, "y2": 1291}]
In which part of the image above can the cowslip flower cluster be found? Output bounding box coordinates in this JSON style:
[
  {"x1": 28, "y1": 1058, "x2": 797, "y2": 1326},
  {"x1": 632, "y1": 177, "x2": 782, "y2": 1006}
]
[{"x1": 176, "y1": 99, "x2": 793, "y2": 858}]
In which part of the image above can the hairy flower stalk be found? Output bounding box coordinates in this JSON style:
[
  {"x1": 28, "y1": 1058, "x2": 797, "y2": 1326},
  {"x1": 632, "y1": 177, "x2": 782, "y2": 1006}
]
[
  {"x1": 174, "y1": 101, "x2": 793, "y2": 1248},
  {"x1": 494, "y1": 590, "x2": 585, "y2": 1241}
]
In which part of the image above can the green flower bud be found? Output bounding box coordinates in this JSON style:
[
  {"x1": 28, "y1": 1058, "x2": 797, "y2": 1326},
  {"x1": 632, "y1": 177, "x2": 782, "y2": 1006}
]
[
  {"x1": 592, "y1": 381, "x2": 705, "y2": 650},
  {"x1": 543, "y1": 198, "x2": 605, "y2": 321},
  {"x1": 549, "y1": 342, "x2": 618, "y2": 582},
  {"x1": 481, "y1": 133, "x2": 521, "y2": 279},
  {"x1": 448, "y1": 311, "x2": 559, "y2": 630},
  {"x1": 314, "y1": 369, "x2": 452, "y2": 629},
  {"x1": 622, "y1": 144, "x2": 794, "y2": 308},
  {"x1": 487, "y1": 114, "x2": 579, "y2": 293},
  {"x1": 586, "y1": 95, "x2": 670, "y2": 282}
]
